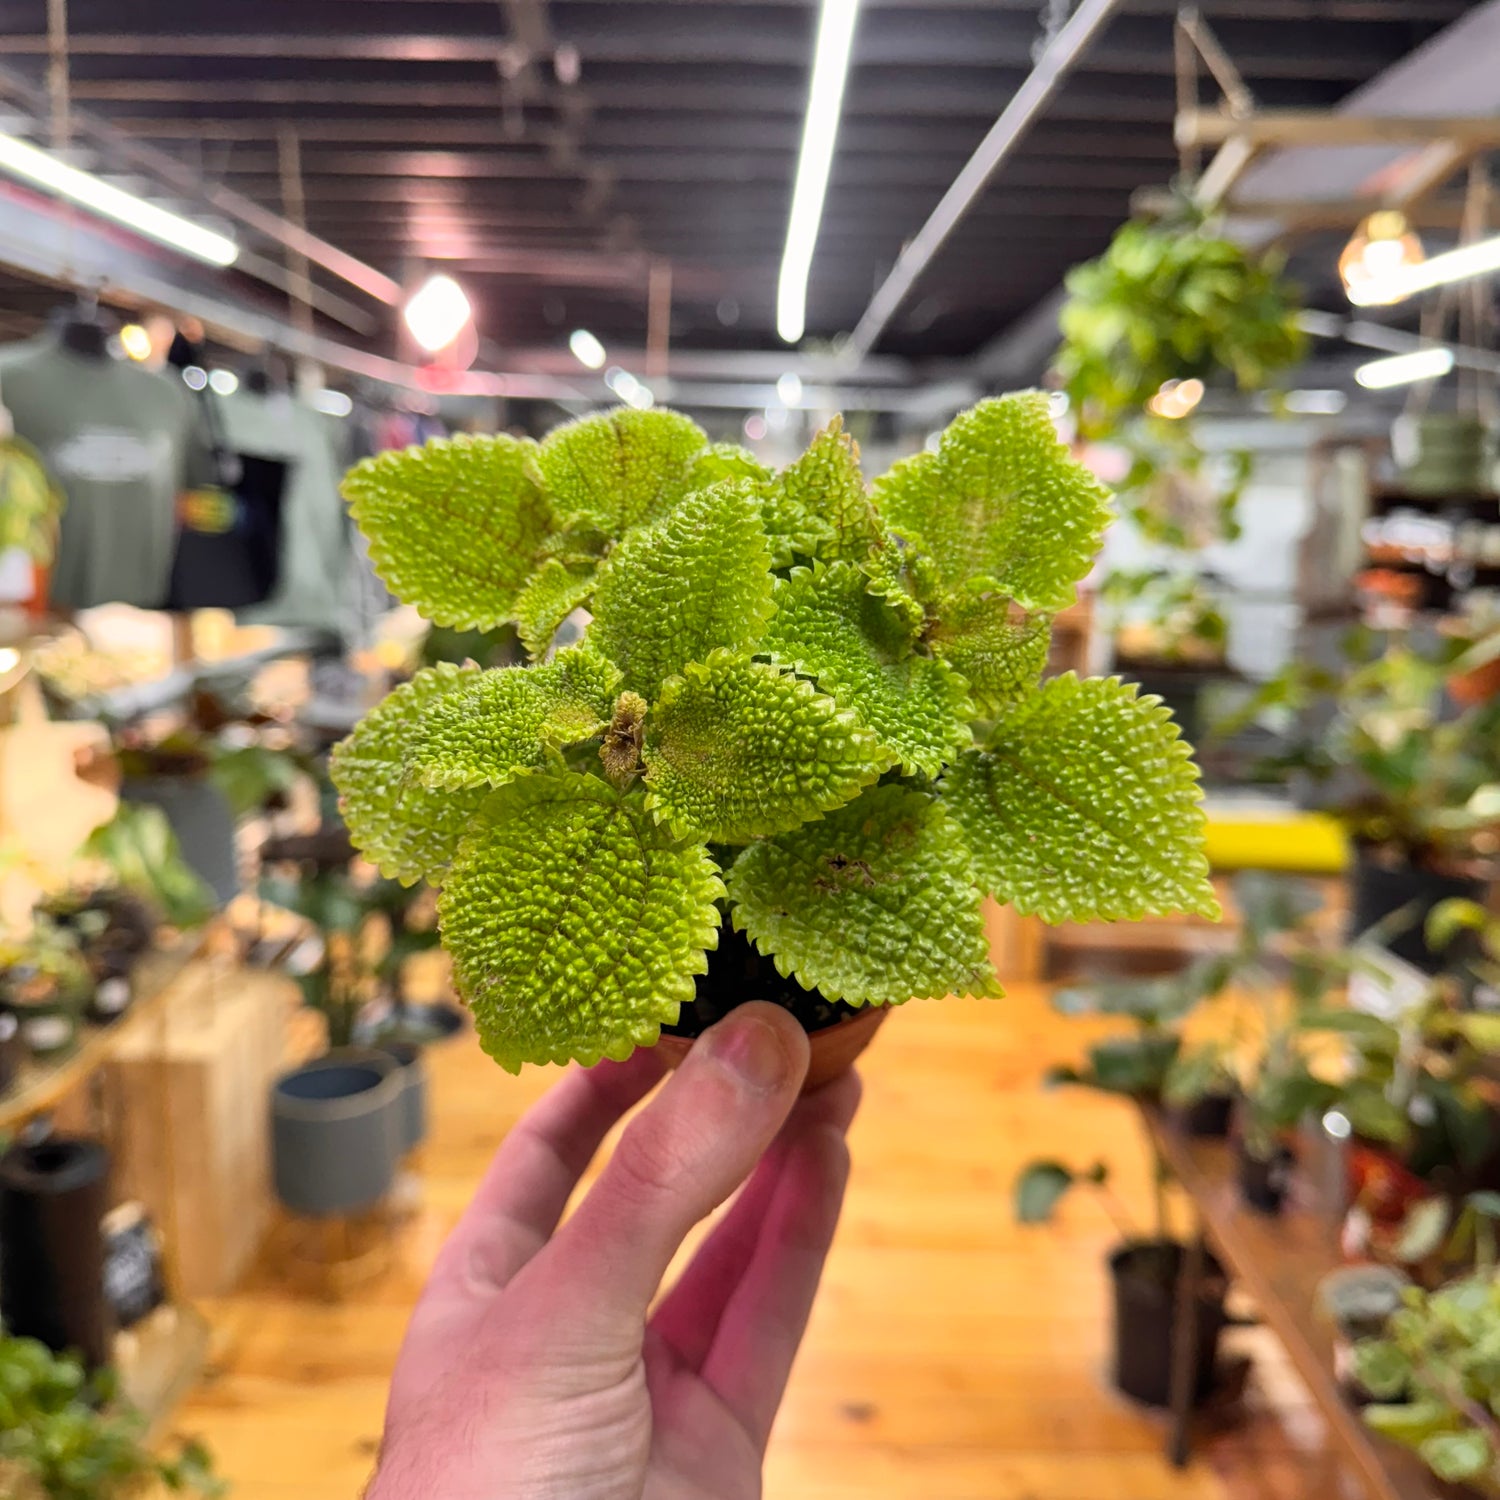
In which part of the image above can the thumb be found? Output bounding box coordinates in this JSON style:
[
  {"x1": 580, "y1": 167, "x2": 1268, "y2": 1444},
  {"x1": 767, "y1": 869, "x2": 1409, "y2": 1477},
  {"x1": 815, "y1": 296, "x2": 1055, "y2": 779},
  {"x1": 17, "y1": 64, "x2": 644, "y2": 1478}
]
[{"x1": 526, "y1": 1002, "x2": 810, "y2": 1328}]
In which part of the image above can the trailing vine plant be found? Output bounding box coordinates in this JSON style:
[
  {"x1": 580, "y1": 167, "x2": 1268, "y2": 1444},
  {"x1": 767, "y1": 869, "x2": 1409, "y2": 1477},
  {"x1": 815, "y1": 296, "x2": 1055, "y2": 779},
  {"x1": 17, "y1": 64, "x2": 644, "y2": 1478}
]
[{"x1": 331, "y1": 396, "x2": 1219, "y2": 1072}]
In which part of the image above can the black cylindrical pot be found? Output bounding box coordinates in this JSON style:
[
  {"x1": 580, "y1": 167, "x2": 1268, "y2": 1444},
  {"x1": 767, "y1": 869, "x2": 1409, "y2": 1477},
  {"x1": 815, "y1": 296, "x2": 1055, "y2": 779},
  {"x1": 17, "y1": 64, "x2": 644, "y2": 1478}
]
[
  {"x1": 0, "y1": 1137, "x2": 112, "y2": 1367},
  {"x1": 0, "y1": 1010, "x2": 22, "y2": 1093},
  {"x1": 1238, "y1": 1140, "x2": 1294, "y2": 1214},
  {"x1": 1348, "y1": 849, "x2": 1486, "y2": 974},
  {"x1": 1175, "y1": 1092, "x2": 1236, "y2": 1140},
  {"x1": 379, "y1": 1040, "x2": 429, "y2": 1156},
  {"x1": 270, "y1": 1050, "x2": 403, "y2": 1218},
  {"x1": 1109, "y1": 1238, "x2": 1226, "y2": 1408}
]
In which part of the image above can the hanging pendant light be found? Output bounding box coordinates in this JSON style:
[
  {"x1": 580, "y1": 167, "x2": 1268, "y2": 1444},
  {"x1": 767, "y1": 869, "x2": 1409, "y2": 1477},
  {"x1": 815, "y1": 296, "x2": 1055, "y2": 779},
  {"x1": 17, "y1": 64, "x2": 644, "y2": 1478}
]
[{"x1": 1340, "y1": 211, "x2": 1426, "y2": 307}]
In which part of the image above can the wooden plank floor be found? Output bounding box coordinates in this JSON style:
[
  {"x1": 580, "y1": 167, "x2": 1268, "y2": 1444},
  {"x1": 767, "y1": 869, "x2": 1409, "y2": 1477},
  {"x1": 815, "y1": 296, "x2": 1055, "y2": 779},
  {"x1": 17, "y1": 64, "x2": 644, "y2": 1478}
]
[{"x1": 172, "y1": 984, "x2": 1347, "y2": 1499}]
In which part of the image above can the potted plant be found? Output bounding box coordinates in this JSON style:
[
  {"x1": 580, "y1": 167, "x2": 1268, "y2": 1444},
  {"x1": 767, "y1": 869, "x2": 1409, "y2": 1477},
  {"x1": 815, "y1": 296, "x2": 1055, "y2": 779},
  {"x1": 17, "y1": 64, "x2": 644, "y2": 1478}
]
[
  {"x1": 329, "y1": 396, "x2": 1218, "y2": 1082},
  {"x1": 0, "y1": 1328, "x2": 222, "y2": 1499},
  {"x1": 261, "y1": 860, "x2": 420, "y2": 1214},
  {"x1": 35, "y1": 887, "x2": 155, "y2": 1024},
  {"x1": 78, "y1": 802, "x2": 216, "y2": 932},
  {"x1": 1015, "y1": 1157, "x2": 1228, "y2": 1408},
  {"x1": 1352, "y1": 1271, "x2": 1500, "y2": 1493},
  {"x1": 0, "y1": 919, "x2": 94, "y2": 1058}
]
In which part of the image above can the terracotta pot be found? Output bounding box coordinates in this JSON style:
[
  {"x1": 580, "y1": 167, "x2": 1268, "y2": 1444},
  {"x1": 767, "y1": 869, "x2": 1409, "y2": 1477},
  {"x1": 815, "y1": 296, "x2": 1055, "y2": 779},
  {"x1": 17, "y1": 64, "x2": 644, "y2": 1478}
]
[
  {"x1": 654, "y1": 1004, "x2": 890, "y2": 1094},
  {"x1": 1449, "y1": 654, "x2": 1500, "y2": 708}
]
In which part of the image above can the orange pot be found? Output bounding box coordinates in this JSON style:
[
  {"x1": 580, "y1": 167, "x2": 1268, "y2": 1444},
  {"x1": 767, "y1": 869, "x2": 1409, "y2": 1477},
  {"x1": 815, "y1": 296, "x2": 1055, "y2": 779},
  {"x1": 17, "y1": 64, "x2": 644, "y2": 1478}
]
[
  {"x1": 1448, "y1": 654, "x2": 1500, "y2": 707},
  {"x1": 654, "y1": 1004, "x2": 890, "y2": 1094}
]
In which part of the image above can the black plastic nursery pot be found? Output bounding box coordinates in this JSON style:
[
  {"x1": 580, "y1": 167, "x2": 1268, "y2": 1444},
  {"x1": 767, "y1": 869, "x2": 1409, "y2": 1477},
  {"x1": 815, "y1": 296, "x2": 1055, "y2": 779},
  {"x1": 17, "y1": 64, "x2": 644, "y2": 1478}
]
[
  {"x1": 1237, "y1": 1140, "x2": 1295, "y2": 1215},
  {"x1": 1108, "y1": 1238, "x2": 1227, "y2": 1408},
  {"x1": 1348, "y1": 847, "x2": 1486, "y2": 975}
]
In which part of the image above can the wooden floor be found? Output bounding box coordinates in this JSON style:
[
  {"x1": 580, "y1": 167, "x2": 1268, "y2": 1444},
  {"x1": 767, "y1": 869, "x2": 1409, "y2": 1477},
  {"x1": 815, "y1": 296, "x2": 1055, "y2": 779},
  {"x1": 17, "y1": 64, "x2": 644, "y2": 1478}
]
[{"x1": 173, "y1": 983, "x2": 1348, "y2": 1500}]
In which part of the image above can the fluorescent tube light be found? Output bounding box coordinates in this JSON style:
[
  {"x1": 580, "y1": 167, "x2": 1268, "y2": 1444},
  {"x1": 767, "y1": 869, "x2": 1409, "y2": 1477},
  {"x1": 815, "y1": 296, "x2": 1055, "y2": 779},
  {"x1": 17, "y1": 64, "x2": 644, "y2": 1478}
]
[
  {"x1": 1354, "y1": 347, "x2": 1455, "y2": 390},
  {"x1": 1348, "y1": 230, "x2": 1500, "y2": 307},
  {"x1": 569, "y1": 328, "x2": 607, "y2": 369},
  {"x1": 0, "y1": 131, "x2": 238, "y2": 267},
  {"x1": 777, "y1": 0, "x2": 860, "y2": 344}
]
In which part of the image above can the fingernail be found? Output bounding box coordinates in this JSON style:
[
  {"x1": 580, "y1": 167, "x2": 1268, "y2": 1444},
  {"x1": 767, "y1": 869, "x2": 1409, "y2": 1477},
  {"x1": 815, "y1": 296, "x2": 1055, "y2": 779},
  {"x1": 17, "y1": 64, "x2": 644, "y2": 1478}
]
[{"x1": 703, "y1": 1013, "x2": 794, "y2": 1093}]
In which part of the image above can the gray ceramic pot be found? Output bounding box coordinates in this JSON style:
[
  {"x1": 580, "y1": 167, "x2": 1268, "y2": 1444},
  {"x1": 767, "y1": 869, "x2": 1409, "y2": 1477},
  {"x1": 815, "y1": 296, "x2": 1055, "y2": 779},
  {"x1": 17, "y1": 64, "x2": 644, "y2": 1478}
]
[
  {"x1": 121, "y1": 775, "x2": 238, "y2": 907},
  {"x1": 378, "y1": 1040, "x2": 429, "y2": 1155},
  {"x1": 270, "y1": 1050, "x2": 403, "y2": 1217}
]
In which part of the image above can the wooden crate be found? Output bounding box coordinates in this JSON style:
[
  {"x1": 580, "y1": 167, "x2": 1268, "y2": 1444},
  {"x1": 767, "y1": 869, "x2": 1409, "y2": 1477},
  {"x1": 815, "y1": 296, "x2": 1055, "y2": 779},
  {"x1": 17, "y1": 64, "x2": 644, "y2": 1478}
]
[{"x1": 104, "y1": 961, "x2": 294, "y2": 1298}]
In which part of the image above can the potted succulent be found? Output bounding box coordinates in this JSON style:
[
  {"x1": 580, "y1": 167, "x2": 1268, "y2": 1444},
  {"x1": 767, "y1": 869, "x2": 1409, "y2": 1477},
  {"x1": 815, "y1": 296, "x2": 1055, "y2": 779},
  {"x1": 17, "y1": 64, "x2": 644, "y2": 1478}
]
[
  {"x1": 0, "y1": 919, "x2": 94, "y2": 1058},
  {"x1": 330, "y1": 396, "x2": 1218, "y2": 1082},
  {"x1": 35, "y1": 887, "x2": 155, "y2": 1024},
  {"x1": 0, "y1": 1329, "x2": 222, "y2": 1499}
]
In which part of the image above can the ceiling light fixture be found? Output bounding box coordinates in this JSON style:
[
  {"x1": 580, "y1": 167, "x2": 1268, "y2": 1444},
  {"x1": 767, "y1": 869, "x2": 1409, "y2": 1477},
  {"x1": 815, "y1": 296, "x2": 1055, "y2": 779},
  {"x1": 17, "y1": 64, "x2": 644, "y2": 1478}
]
[
  {"x1": 1145, "y1": 377, "x2": 1204, "y2": 420},
  {"x1": 777, "y1": 0, "x2": 861, "y2": 344},
  {"x1": 569, "y1": 328, "x2": 607, "y2": 370},
  {"x1": 0, "y1": 131, "x2": 238, "y2": 267},
  {"x1": 313, "y1": 389, "x2": 354, "y2": 418},
  {"x1": 117, "y1": 323, "x2": 152, "y2": 362},
  {"x1": 1354, "y1": 346, "x2": 1455, "y2": 389},
  {"x1": 404, "y1": 273, "x2": 472, "y2": 353},
  {"x1": 1339, "y1": 210, "x2": 1424, "y2": 307},
  {"x1": 1348, "y1": 228, "x2": 1500, "y2": 308},
  {"x1": 776, "y1": 371, "x2": 804, "y2": 405},
  {"x1": 208, "y1": 369, "x2": 239, "y2": 396}
]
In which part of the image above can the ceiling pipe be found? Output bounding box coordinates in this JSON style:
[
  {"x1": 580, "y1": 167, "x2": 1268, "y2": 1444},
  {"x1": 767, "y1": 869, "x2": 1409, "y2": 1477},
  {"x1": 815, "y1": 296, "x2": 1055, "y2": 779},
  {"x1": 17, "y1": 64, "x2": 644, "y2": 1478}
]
[
  {"x1": 0, "y1": 59, "x2": 401, "y2": 306},
  {"x1": 841, "y1": 0, "x2": 1125, "y2": 363}
]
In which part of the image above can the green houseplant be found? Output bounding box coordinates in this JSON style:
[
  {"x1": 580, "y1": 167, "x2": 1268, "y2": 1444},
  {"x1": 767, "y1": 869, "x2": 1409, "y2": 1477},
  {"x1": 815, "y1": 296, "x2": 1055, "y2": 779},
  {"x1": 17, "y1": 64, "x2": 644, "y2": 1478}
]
[
  {"x1": 330, "y1": 396, "x2": 1218, "y2": 1077},
  {"x1": 0, "y1": 1329, "x2": 221, "y2": 1500}
]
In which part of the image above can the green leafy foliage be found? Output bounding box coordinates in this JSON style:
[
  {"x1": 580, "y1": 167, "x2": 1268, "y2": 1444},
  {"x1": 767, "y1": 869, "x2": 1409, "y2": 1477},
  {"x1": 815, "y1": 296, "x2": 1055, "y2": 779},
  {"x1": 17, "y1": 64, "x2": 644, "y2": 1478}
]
[
  {"x1": 643, "y1": 652, "x2": 890, "y2": 843},
  {"x1": 762, "y1": 562, "x2": 971, "y2": 777},
  {"x1": 343, "y1": 433, "x2": 552, "y2": 629},
  {"x1": 409, "y1": 646, "x2": 619, "y2": 790},
  {"x1": 330, "y1": 663, "x2": 492, "y2": 884},
  {"x1": 438, "y1": 772, "x2": 723, "y2": 1070},
  {"x1": 591, "y1": 481, "x2": 776, "y2": 698},
  {"x1": 1355, "y1": 1273, "x2": 1500, "y2": 1490},
  {"x1": 944, "y1": 674, "x2": 1217, "y2": 923},
  {"x1": 537, "y1": 408, "x2": 707, "y2": 534},
  {"x1": 80, "y1": 802, "x2": 215, "y2": 927},
  {"x1": 335, "y1": 396, "x2": 1215, "y2": 1070},
  {"x1": 0, "y1": 1330, "x2": 223, "y2": 1499},
  {"x1": 873, "y1": 393, "x2": 1111, "y2": 611},
  {"x1": 926, "y1": 593, "x2": 1050, "y2": 715},
  {"x1": 0, "y1": 437, "x2": 63, "y2": 565},
  {"x1": 727, "y1": 784, "x2": 997, "y2": 1004}
]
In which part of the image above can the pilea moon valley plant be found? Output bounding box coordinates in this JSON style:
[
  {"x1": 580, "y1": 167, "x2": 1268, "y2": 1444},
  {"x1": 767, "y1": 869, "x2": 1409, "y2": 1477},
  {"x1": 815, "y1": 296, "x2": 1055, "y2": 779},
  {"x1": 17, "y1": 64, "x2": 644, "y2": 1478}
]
[{"x1": 331, "y1": 396, "x2": 1219, "y2": 1072}]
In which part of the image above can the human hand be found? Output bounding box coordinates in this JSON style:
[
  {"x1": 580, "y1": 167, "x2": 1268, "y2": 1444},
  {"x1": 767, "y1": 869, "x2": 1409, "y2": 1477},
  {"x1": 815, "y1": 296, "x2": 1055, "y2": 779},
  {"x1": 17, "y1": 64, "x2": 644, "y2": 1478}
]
[{"x1": 369, "y1": 1001, "x2": 860, "y2": 1500}]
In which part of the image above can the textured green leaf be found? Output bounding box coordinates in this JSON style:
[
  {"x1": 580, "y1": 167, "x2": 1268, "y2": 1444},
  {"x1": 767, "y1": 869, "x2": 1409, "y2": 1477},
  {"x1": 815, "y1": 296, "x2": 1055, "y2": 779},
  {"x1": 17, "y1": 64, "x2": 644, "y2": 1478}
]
[
  {"x1": 688, "y1": 442, "x2": 772, "y2": 488},
  {"x1": 872, "y1": 392, "x2": 1111, "y2": 611},
  {"x1": 330, "y1": 664, "x2": 490, "y2": 884},
  {"x1": 409, "y1": 646, "x2": 621, "y2": 791},
  {"x1": 590, "y1": 481, "x2": 776, "y2": 698},
  {"x1": 762, "y1": 562, "x2": 972, "y2": 777},
  {"x1": 727, "y1": 784, "x2": 997, "y2": 1004},
  {"x1": 942, "y1": 673, "x2": 1218, "y2": 923},
  {"x1": 511, "y1": 558, "x2": 597, "y2": 659},
  {"x1": 343, "y1": 434, "x2": 552, "y2": 629},
  {"x1": 862, "y1": 535, "x2": 929, "y2": 634},
  {"x1": 777, "y1": 416, "x2": 883, "y2": 562},
  {"x1": 1014, "y1": 1161, "x2": 1078, "y2": 1224},
  {"x1": 536, "y1": 408, "x2": 707, "y2": 536},
  {"x1": 643, "y1": 650, "x2": 890, "y2": 843},
  {"x1": 1420, "y1": 1430, "x2": 1491, "y2": 1484},
  {"x1": 928, "y1": 592, "x2": 1051, "y2": 714},
  {"x1": 438, "y1": 772, "x2": 723, "y2": 1071}
]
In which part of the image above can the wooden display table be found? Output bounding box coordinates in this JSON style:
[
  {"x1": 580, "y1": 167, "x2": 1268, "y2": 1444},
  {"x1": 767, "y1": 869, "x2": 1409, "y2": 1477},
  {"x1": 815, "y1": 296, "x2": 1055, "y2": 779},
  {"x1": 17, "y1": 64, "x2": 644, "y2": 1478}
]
[{"x1": 1145, "y1": 1107, "x2": 1435, "y2": 1500}]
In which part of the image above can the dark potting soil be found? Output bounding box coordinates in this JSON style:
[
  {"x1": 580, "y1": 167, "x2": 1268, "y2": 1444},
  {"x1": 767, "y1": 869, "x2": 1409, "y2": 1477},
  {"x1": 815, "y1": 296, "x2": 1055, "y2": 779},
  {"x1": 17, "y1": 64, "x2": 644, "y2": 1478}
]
[{"x1": 661, "y1": 927, "x2": 867, "y2": 1039}]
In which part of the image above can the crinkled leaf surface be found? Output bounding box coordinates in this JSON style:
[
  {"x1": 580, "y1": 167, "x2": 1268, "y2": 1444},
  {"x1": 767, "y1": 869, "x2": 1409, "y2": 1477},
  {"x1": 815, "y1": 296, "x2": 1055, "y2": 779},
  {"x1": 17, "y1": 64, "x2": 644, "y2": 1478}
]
[
  {"x1": 942, "y1": 673, "x2": 1217, "y2": 923},
  {"x1": 537, "y1": 408, "x2": 707, "y2": 535},
  {"x1": 762, "y1": 562, "x2": 971, "y2": 777},
  {"x1": 688, "y1": 442, "x2": 772, "y2": 488},
  {"x1": 929, "y1": 592, "x2": 1052, "y2": 714},
  {"x1": 511, "y1": 558, "x2": 597, "y2": 659},
  {"x1": 872, "y1": 392, "x2": 1111, "y2": 611},
  {"x1": 777, "y1": 417, "x2": 883, "y2": 562},
  {"x1": 438, "y1": 772, "x2": 723, "y2": 1071},
  {"x1": 409, "y1": 646, "x2": 621, "y2": 790},
  {"x1": 728, "y1": 784, "x2": 997, "y2": 1004},
  {"x1": 590, "y1": 481, "x2": 776, "y2": 698},
  {"x1": 343, "y1": 434, "x2": 552, "y2": 629},
  {"x1": 330, "y1": 663, "x2": 489, "y2": 883},
  {"x1": 643, "y1": 650, "x2": 890, "y2": 843}
]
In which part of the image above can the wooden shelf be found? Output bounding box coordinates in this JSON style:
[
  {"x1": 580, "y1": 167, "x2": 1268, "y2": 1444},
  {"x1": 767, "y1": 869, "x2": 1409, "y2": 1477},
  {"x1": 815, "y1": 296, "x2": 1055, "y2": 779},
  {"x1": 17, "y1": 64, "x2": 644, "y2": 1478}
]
[
  {"x1": 0, "y1": 934, "x2": 205, "y2": 1132},
  {"x1": 1145, "y1": 1108, "x2": 1434, "y2": 1500}
]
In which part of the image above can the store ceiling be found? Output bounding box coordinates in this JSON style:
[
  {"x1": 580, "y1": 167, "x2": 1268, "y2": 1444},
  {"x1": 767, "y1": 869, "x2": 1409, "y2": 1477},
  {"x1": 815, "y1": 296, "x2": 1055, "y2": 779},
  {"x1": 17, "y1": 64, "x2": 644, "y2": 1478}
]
[{"x1": 0, "y1": 0, "x2": 1490, "y2": 369}]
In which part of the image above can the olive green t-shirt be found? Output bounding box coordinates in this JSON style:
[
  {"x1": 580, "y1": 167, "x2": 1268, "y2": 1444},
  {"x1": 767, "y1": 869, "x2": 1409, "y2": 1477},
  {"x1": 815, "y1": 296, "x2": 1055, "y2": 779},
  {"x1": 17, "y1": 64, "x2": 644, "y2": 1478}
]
[{"x1": 0, "y1": 339, "x2": 190, "y2": 610}]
